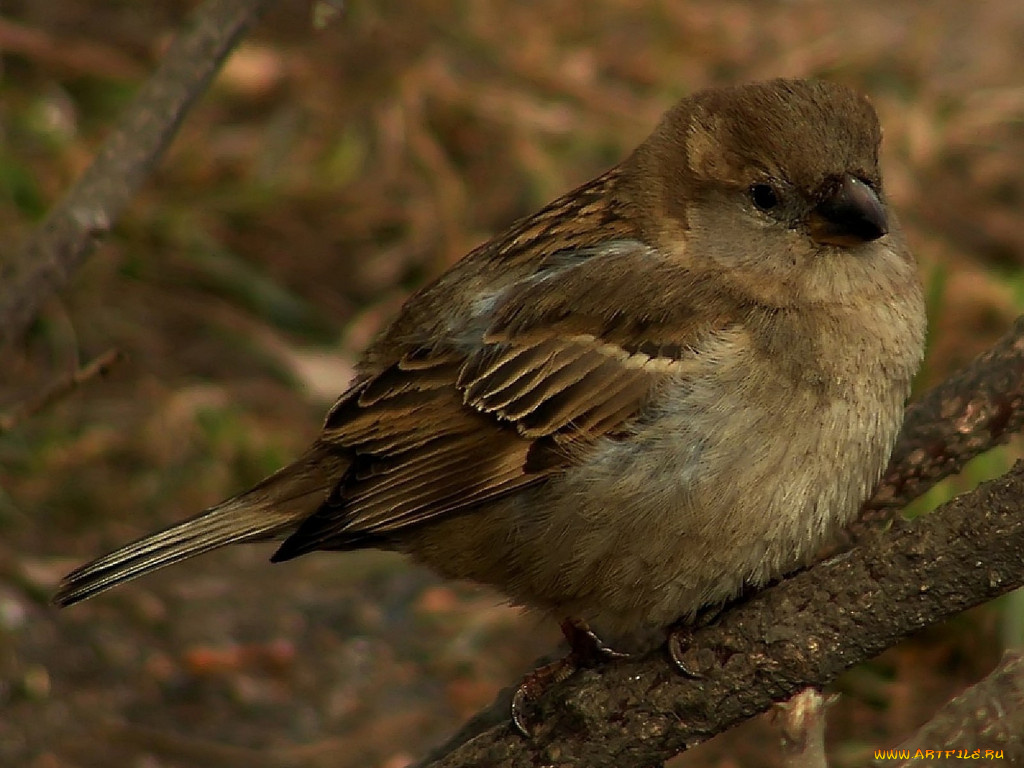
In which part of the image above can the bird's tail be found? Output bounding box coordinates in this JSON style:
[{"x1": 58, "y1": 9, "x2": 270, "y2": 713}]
[{"x1": 53, "y1": 444, "x2": 347, "y2": 607}]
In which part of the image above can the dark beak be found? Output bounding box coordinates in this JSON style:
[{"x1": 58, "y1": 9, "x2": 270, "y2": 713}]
[{"x1": 807, "y1": 173, "x2": 888, "y2": 247}]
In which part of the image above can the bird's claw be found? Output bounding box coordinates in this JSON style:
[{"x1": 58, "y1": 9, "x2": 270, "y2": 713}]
[
  {"x1": 666, "y1": 626, "x2": 705, "y2": 679},
  {"x1": 510, "y1": 655, "x2": 578, "y2": 737},
  {"x1": 510, "y1": 618, "x2": 628, "y2": 737}
]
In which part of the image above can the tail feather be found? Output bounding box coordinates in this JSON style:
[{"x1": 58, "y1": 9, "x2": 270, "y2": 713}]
[{"x1": 53, "y1": 445, "x2": 347, "y2": 607}]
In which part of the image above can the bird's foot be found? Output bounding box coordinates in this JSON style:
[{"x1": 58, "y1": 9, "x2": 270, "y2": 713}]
[{"x1": 510, "y1": 618, "x2": 627, "y2": 737}]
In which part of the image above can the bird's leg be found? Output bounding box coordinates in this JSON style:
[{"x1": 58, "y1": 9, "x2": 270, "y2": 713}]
[
  {"x1": 511, "y1": 617, "x2": 628, "y2": 737},
  {"x1": 560, "y1": 616, "x2": 630, "y2": 664}
]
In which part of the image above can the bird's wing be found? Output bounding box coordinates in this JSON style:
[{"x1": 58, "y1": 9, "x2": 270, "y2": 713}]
[{"x1": 272, "y1": 242, "x2": 736, "y2": 559}]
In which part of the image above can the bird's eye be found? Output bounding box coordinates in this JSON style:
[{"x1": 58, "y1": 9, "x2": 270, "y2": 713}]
[{"x1": 749, "y1": 183, "x2": 780, "y2": 211}]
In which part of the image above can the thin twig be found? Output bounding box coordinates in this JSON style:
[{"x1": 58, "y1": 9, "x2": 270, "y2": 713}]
[
  {"x1": 0, "y1": 17, "x2": 146, "y2": 80},
  {"x1": 0, "y1": 0, "x2": 281, "y2": 350},
  {"x1": 0, "y1": 349, "x2": 123, "y2": 435}
]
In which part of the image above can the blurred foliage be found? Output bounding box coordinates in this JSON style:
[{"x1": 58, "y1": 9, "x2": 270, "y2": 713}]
[{"x1": 0, "y1": 1, "x2": 1022, "y2": 766}]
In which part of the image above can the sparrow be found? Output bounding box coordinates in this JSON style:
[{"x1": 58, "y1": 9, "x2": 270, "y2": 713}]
[{"x1": 54, "y1": 79, "x2": 925, "y2": 662}]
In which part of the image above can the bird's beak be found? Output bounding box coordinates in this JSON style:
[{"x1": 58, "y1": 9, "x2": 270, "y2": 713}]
[{"x1": 807, "y1": 173, "x2": 888, "y2": 247}]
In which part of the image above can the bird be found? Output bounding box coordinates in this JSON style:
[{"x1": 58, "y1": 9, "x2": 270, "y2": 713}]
[{"x1": 54, "y1": 79, "x2": 925, "y2": 668}]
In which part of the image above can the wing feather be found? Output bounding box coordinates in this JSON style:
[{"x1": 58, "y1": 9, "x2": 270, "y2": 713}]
[
  {"x1": 460, "y1": 341, "x2": 588, "y2": 416},
  {"x1": 273, "y1": 239, "x2": 735, "y2": 561}
]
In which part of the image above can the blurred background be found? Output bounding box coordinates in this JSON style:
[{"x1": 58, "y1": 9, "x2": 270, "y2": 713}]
[{"x1": 1, "y1": 1, "x2": 1022, "y2": 765}]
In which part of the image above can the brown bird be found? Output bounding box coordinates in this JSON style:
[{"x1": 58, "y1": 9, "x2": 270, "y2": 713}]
[{"x1": 55, "y1": 79, "x2": 925, "y2": 665}]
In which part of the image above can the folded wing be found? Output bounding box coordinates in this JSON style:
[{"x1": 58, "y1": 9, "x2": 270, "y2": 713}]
[{"x1": 273, "y1": 242, "x2": 734, "y2": 558}]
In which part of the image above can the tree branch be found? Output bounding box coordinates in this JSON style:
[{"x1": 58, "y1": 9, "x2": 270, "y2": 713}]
[
  {"x1": 0, "y1": 0, "x2": 281, "y2": 350},
  {"x1": 414, "y1": 458, "x2": 1024, "y2": 767},
  {"x1": 865, "y1": 314, "x2": 1024, "y2": 516},
  {"x1": 889, "y1": 651, "x2": 1024, "y2": 765}
]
